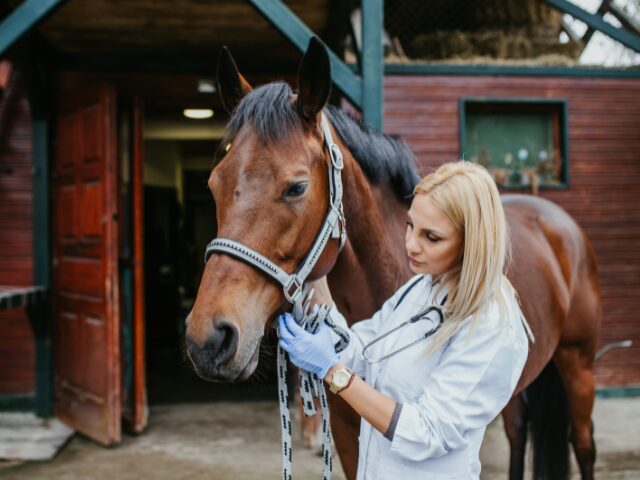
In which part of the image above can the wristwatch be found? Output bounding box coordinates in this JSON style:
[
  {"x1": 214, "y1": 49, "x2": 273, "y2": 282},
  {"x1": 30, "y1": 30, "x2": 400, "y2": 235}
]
[{"x1": 329, "y1": 367, "x2": 355, "y2": 394}]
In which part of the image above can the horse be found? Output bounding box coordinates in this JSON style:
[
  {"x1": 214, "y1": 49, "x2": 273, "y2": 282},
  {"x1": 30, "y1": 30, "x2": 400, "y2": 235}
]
[{"x1": 185, "y1": 37, "x2": 601, "y2": 480}]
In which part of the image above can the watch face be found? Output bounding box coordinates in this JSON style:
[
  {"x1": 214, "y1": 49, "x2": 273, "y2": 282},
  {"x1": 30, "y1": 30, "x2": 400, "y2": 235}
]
[{"x1": 334, "y1": 370, "x2": 350, "y2": 387}]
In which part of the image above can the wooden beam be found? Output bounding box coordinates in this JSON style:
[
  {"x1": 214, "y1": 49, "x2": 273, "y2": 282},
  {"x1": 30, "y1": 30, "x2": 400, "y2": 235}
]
[
  {"x1": 361, "y1": 0, "x2": 383, "y2": 131},
  {"x1": 545, "y1": 0, "x2": 640, "y2": 53},
  {"x1": 248, "y1": 0, "x2": 362, "y2": 109},
  {"x1": 382, "y1": 62, "x2": 640, "y2": 78},
  {"x1": 0, "y1": 0, "x2": 68, "y2": 58},
  {"x1": 581, "y1": 0, "x2": 610, "y2": 49}
]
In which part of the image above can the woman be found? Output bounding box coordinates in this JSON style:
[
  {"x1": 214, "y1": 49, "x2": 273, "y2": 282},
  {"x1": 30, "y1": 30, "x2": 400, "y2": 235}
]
[{"x1": 278, "y1": 161, "x2": 532, "y2": 479}]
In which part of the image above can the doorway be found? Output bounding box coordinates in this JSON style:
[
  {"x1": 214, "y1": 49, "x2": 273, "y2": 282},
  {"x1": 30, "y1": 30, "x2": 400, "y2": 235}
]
[
  {"x1": 52, "y1": 76, "x2": 279, "y2": 446},
  {"x1": 141, "y1": 107, "x2": 277, "y2": 404}
]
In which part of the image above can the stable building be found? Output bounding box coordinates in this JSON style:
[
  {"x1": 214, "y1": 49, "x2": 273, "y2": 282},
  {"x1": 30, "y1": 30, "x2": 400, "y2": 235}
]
[{"x1": 0, "y1": 0, "x2": 639, "y2": 448}]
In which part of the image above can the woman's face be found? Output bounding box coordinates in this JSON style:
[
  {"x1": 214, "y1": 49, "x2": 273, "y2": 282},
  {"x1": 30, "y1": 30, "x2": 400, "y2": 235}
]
[{"x1": 405, "y1": 194, "x2": 463, "y2": 276}]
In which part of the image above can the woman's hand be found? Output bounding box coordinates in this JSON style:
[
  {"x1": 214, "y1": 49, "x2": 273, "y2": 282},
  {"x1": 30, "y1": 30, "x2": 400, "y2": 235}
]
[{"x1": 277, "y1": 312, "x2": 339, "y2": 378}]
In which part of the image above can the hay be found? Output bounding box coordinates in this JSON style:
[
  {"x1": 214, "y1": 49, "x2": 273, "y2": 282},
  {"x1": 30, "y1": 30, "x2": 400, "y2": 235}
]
[{"x1": 407, "y1": 28, "x2": 583, "y2": 62}]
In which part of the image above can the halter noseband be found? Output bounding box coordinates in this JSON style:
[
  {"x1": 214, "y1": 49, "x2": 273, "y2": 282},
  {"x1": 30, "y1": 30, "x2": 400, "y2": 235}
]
[{"x1": 204, "y1": 113, "x2": 347, "y2": 304}]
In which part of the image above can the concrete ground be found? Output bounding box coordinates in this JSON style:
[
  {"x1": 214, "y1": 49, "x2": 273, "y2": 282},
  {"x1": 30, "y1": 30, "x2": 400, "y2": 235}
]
[
  {"x1": 1, "y1": 397, "x2": 638, "y2": 479},
  {"x1": 480, "y1": 397, "x2": 640, "y2": 480}
]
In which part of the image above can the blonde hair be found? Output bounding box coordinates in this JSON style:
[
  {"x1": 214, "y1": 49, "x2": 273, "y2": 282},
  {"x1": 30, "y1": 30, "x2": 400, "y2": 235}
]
[{"x1": 413, "y1": 161, "x2": 533, "y2": 354}]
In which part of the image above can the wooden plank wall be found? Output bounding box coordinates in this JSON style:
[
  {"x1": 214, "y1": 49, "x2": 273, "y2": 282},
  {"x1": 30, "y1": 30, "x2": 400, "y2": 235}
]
[
  {"x1": 0, "y1": 72, "x2": 35, "y2": 395},
  {"x1": 384, "y1": 74, "x2": 640, "y2": 387}
]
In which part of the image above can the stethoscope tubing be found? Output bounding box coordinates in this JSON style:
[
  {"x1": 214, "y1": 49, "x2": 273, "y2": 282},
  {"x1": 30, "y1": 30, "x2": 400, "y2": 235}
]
[{"x1": 361, "y1": 301, "x2": 446, "y2": 364}]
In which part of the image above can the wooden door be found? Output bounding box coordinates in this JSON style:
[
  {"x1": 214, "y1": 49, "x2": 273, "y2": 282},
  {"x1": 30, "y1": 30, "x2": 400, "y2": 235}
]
[
  {"x1": 119, "y1": 97, "x2": 148, "y2": 433},
  {"x1": 53, "y1": 85, "x2": 121, "y2": 446}
]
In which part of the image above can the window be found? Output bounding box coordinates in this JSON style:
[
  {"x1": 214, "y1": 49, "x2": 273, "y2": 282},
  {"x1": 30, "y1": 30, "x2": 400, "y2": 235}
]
[{"x1": 460, "y1": 99, "x2": 568, "y2": 188}]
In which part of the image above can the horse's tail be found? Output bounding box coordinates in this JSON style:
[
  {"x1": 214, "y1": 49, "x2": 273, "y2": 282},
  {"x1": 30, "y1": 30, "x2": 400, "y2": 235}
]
[{"x1": 526, "y1": 360, "x2": 570, "y2": 480}]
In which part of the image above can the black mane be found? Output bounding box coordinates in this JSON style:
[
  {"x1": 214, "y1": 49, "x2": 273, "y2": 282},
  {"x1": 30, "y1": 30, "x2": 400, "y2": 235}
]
[
  {"x1": 222, "y1": 82, "x2": 420, "y2": 202},
  {"x1": 324, "y1": 105, "x2": 420, "y2": 202}
]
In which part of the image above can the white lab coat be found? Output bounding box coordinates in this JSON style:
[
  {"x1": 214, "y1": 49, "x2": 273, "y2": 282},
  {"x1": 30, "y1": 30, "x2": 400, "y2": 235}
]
[{"x1": 329, "y1": 274, "x2": 529, "y2": 480}]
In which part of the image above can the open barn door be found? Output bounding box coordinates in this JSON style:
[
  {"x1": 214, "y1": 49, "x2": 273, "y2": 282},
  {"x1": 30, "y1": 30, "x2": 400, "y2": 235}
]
[
  {"x1": 119, "y1": 97, "x2": 148, "y2": 434},
  {"x1": 52, "y1": 85, "x2": 121, "y2": 446}
]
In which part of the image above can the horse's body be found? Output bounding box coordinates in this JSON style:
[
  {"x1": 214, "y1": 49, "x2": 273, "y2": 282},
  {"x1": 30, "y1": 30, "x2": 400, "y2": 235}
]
[
  {"x1": 502, "y1": 195, "x2": 601, "y2": 480},
  {"x1": 186, "y1": 39, "x2": 600, "y2": 480}
]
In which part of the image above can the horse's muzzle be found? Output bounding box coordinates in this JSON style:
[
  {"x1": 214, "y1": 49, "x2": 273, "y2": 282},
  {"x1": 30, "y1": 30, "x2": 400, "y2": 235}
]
[{"x1": 185, "y1": 316, "x2": 240, "y2": 380}]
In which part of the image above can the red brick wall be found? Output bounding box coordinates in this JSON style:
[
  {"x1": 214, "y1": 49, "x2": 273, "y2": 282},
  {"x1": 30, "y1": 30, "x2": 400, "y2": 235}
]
[
  {"x1": 0, "y1": 72, "x2": 35, "y2": 395},
  {"x1": 384, "y1": 74, "x2": 640, "y2": 387}
]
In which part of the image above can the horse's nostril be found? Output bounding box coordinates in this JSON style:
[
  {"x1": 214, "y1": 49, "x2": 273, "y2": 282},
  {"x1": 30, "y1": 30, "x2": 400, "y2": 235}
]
[
  {"x1": 186, "y1": 318, "x2": 239, "y2": 370},
  {"x1": 214, "y1": 324, "x2": 238, "y2": 365}
]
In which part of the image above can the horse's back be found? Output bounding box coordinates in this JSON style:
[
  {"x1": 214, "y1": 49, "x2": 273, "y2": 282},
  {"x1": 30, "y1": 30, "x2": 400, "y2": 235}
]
[
  {"x1": 502, "y1": 195, "x2": 598, "y2": 287},
  {"x1": 501, "y1": 194, "x2": 601, "y2": 389}
]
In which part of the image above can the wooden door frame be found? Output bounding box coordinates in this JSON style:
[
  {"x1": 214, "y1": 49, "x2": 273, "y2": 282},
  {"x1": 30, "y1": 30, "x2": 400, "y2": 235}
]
[{"x1": 119, "y1": 96, "x2": 147, "y2": 433}]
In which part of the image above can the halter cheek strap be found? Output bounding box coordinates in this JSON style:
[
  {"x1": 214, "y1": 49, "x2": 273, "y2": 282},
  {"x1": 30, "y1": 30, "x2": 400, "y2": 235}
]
[{"x1": 203, "y1": 113, "x2": 346, "y2": 304}]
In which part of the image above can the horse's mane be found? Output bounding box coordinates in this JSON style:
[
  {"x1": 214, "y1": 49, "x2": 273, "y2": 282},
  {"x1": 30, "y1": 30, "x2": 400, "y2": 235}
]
[
  {"x1": 222, "y1": 82, "x2": 420, "y2": 203},
  {"x1": 324, "y1": 105, "x2": 420, "y2": 203}
]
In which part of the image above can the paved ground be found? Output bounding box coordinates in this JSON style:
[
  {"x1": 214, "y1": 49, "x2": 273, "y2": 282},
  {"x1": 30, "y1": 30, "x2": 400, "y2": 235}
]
[
  {"x1": 480, "y1": 397, "x2": 640, "y2": 480},
  {"x1": 1, "y1": 397, "x2": 638, "y2": 479}
]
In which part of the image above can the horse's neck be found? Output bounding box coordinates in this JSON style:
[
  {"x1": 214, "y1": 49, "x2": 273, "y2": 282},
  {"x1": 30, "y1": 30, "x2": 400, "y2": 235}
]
[{"x1": 327, "y1": 157, "x2": 412, "y2": 324}]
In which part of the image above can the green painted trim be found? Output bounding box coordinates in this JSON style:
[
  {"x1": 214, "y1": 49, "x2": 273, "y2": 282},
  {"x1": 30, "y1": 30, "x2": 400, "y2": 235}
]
[
  {"x1": 121, "y1": 180, "x2": 134, "y2": 398},
  {"x1": 596, "y1": 386, "x2": 640, "y2": 398},
  {"x1": 32, "y1": 118, "x2": 53, "y2": 418},
  {"x1": 561, "y1": 101, "x2": 570, "y2": 187},
  {"x1": 0, "y1": 0, "x2": 68, "y2": 57},
  {"x1": 545, "y1": 0, "x2": 640, "y2": 53},
  {"x1": 32, "y1": 120, "x2": 50, "y2": 289},
  {"x1": 0, "y1": 395, "x2": 36, "y2": 412},
  {"x1": 248, "y1": 0, "x2": 362, "y2": 109},
  {"x1": 380, "y1": 64, "x2": 640, "y2": 78},
  {"x1": 361, "y1": 0, "x2": 383, "y2": 131},
  {"x1": 459, "y1": 97, "x2": 570, "y2": 190}
]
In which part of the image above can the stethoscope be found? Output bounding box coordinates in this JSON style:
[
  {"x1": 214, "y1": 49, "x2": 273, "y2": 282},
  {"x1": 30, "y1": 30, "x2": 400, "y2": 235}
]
[{"x1": 361, "y1": 295, "x2": 447, "y2": 365}]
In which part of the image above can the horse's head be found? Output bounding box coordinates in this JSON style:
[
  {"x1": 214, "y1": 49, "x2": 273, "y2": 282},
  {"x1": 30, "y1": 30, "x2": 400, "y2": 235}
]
[{"x1": 186, "y1": 38, "x2": 343, "y2": 382}]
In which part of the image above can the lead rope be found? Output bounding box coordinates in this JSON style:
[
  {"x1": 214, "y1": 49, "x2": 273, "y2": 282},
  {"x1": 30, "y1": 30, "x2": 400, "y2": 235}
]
[{"x1": 277, "y1": 287, "x2": 350, "y2": 480}]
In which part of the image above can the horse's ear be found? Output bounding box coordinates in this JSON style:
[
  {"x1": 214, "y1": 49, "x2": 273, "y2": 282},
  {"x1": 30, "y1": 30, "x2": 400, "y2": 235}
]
[
  {"x1": 217, "y1": 46, "x2": 253, "y2": 113},
  {"x1": 296, "y1": 36, "x2": 331, "y2": 122}
]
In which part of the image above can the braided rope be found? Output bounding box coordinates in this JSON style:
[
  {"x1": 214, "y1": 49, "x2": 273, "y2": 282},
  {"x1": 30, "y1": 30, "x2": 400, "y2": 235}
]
[{"x1": 277, "y1": 288, "x2": 350, "y2": 480}]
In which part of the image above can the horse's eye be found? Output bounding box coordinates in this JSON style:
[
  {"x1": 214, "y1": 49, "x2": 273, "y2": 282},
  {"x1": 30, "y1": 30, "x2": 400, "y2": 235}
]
[{"x1": 283, "y1": 181, "x2": 308, "y2": 198}]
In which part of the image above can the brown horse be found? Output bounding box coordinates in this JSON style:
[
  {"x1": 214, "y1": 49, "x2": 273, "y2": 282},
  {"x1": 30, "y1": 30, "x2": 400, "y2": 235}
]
[{"x1": 185, "y1": 38, "x2": 601, "y2": 480}]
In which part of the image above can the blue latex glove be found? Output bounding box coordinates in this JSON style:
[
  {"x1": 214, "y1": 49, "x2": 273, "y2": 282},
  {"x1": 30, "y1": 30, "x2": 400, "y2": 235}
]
[{"x1": 277, "y1": 312, "x2": 339, "y2": 379}]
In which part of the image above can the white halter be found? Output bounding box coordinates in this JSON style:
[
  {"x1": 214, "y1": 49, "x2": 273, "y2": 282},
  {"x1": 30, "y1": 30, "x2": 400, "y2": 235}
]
[{"x1": 204, "y1": 113, "x2": 346, "y2": 303}]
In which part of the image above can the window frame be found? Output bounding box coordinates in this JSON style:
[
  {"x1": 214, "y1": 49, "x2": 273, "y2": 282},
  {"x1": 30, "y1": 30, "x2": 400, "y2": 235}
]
[{"x1": 459, "y1": 97, "x2": 570, "y2": 190}]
